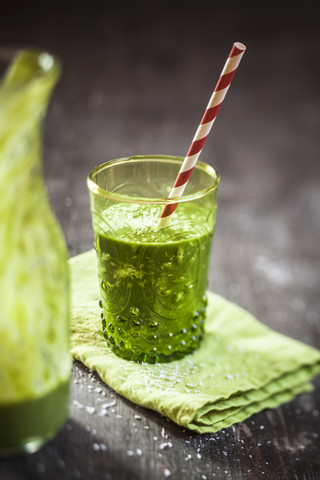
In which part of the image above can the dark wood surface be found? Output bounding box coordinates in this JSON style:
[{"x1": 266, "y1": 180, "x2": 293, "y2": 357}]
[{"x1": 1, "y1": 3, "x2": 320, "y2": 479}]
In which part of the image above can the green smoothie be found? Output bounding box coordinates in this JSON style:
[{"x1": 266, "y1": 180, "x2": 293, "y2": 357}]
[
  {"x1": 0, "y1": 51, "x2": 71, "y2": 455},
  {"x1": 0, "y1": 381, "x2": 69, "y2": 454},
  {"x1": 94, "y1": 202, "x2": 214, "y2": 363}
]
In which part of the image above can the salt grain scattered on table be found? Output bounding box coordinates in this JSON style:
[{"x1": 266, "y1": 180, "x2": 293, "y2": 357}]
[
  {"x1": 159, "y1": 442, "x2": 173, "y2": 450},
  {"x1": 85, "y1": 406, "x2": 96, "y2": 415}
]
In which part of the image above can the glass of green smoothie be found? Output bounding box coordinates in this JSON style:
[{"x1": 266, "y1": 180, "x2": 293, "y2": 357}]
[{"x1": 87, "y1": 155, "x2": 219, "y2": 363}]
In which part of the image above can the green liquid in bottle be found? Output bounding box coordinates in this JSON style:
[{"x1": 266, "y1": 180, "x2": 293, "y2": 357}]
[{"x1": 0, "y1": 50, "x2": 71, "y2": 455}]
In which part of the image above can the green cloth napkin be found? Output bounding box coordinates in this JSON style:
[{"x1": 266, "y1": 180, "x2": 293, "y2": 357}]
[{"x1": 69, "y1": 249, "x2": 320, "y2": 433}]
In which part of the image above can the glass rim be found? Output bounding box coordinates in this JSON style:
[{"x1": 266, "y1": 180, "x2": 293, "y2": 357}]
[
  {"x1": 87, "y1": 155, "x2": 220, "y2": 205},
  {"x1": 0, "y1": 48, "x2": 61, "y2": 98}
]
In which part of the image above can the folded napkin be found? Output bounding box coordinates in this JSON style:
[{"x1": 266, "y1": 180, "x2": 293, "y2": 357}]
[{"x1": 69, "y1": 249, "x2": 320, "y2": 433}]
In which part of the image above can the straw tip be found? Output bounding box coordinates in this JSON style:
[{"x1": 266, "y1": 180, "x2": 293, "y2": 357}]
[{"x1": 234, "y1": 42, "x2": 246, "y2": 51}]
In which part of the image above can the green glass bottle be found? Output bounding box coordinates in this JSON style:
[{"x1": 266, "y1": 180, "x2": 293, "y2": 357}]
[{"x1": 0, "y1": 50, "x2": 71, "y2": 455}]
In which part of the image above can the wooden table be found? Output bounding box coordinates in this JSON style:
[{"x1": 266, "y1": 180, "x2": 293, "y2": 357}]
[{"x1": 1, "y1": 3, "x2": 320, "y2": 479}]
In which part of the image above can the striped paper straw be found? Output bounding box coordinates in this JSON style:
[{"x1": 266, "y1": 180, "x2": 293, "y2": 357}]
[{"x1": 157, "y1": 42, "x2": 246, "y2": 229}]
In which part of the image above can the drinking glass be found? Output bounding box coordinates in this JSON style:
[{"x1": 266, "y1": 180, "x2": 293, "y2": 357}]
[{"x1": 87, "y1": 155, "x2": 219, "y2": 363}]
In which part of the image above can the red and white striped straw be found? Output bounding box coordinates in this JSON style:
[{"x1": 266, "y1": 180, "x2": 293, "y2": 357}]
[{"x1": 157, "y1": 42, "x2": 246, "y2": 229}]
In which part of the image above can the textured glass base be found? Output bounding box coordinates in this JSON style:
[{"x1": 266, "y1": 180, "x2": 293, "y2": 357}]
[
  {"x1": 101, "y1": 297, "x2": 206, "y2": 364},
  {"x1": 106, "y1": 330, "x2": 204, "y2": 364},
  {"x1": 0, "y1": 437, "x2": 46, "y2": 458}
]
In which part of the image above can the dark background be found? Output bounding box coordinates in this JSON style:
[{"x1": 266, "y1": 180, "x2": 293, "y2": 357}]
[{"x1": 1, "y1": 1, "x2": 320, "y2": 479}]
